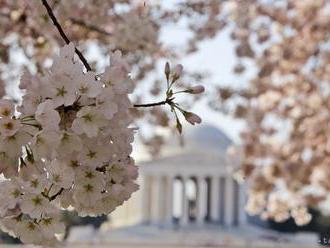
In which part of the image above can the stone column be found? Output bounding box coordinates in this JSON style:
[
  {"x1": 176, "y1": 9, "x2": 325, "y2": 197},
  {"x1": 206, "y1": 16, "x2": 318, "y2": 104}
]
[
  {"x1": 152, "y1": 175, "x2": 165, "y2": 225},
  {"x1": 181, "y1": 176, "x2": 189, "y2": 226},
  {"x1": 239, "y1": 182, "x2": 247, "y2": 225},
  {"x1": 210, "y1": 176, "x2": 220, "y2": 223},
  {"x1": 165, "y1": 175, "x2": 174, "y2": 224},
  {"x1": 225, "y1": 176, "x2": 234, "y2": 227},
  {"x1": 141, "y1": 174, "x2": 151, "y2": 224},
  {"x1": 197, "y1": 176, "x2": 207, "y2": 225}
]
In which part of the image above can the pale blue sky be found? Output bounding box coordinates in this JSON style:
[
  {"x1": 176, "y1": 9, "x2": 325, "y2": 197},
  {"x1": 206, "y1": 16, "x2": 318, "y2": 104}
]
[
  {"x1": 8, "y1": 3, "x2": 253, "y2": 144},
  {"x1": 154, "y1": 19, "x2": 255, "y2": 143}
]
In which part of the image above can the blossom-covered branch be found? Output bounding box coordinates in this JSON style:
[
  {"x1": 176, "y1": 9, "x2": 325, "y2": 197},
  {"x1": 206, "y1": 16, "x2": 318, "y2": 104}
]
[
  {"x1": 0, "y1": 8, "x2": 205, "y2": 244},
  {"x1": 40, "y1": 0, "x2": 92, "y2": 71},
  {"x1": 40, "y1": 0, "x2": 203, "y2": 116},
  {"x1": 0, "y1": 44, "x2": 139, "y2": 245},
  {"x1": 70, "y1": 18, "x2": 112, "y2": 36}
]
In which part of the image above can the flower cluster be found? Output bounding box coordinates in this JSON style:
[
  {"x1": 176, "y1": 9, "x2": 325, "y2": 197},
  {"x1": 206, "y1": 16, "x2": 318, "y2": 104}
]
[
  {"x1": 0, "y1": 43, "x2": 138, "y2": 245},
  {"x1": 161, "y1": 62, "x2": 203, "y2": 134},
  {"x1": 246, "y1": 192, "x2": 312, "y2": 226},
  {"x1": 220, "y1": 0, "x2": 330, "y2": 225}
]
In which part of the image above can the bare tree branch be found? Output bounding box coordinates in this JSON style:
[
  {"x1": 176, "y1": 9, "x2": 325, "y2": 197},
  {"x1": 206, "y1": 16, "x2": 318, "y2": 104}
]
[
  {"x1": 40, "y1": 0, "x2": 92, "y2": 71},
  {"x1": 70, "y1": 18, "x2": 112, "y2": 36},
  {"x1": 133, "y1": 98, "x2": 173, "y2": 108},
  {"x1": 40, "y1": 0, "x2": 171, "y2": 109}
]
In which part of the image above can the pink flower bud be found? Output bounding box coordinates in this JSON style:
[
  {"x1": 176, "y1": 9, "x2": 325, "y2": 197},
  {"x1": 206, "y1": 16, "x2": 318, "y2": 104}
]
[
  {"x1": 184, "y1": 112, "x2": 202, "y2": 125},
  {"x1": 172, "y1": 64, "x2": 183, "y2": 80},
  {"x1": 187, "y1": 85, "x2": 205, "y2": 94},
  {"x1": 165, "y1": 62, "x2": 170, "y2": 76}
]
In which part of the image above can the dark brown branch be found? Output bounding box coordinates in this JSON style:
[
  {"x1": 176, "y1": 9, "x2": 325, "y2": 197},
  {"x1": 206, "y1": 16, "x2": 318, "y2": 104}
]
[
  {"x1": 40, "y1": 0, "x2": 172, "y2": 110},
  {"x1": 49, "y1": 188, "x2": 64, "y2": 201},
  {"x1": 133, "y1": 98, "x2": 173, "y2": 108},
  {"x1": 40, "y1": 0, "x2": 92, "y2": 71},
  {"x1": 70, "y1": 18, "x2": 112, "y2": 36}
]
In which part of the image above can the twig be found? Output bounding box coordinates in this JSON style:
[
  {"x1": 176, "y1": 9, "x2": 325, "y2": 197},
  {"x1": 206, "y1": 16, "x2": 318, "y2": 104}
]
[
  {"x1": 40, "y1": 0, "x2": 172, "y2": 109},
  {"x1": 133, "y1": 98, "x2": 173, "y2": 108},
  {"x1": 40, "y1": 0, "x2": 92, "y2": 71},
  {"x1": 49, "y1": 188, "x2": 64, "y2": 201},
  {"x1": 70, "y1": 18, "x2": 112, "y2": 36}
]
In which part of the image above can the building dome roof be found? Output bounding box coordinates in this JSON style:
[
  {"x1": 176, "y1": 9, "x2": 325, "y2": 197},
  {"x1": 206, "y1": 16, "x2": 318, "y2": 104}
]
[
  {"x1": 141, "y1": 124, "x2": 235, "y2": 173},
  {"x1": 160, "y1": 124, "x2": 233, "y2": 159},
  {"x1": 184, "y1": 124, "x2": 233, "y2": 152}
]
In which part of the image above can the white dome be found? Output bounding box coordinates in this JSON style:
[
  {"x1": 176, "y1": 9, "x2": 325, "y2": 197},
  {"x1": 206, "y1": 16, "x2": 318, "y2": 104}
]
[
  {"x1": 184, "y1": 124, "x2": 233, "y2": 152},
  {"x1": 161, "y1": 124, "x2": 233, "y2": 158}
]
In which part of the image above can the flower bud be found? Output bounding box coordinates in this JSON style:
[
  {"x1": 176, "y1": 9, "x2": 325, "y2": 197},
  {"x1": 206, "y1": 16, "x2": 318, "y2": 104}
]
[
  {"x1": 183, "y1": 111, "x2": 202, "y2": 125},
  {"x1": 187, "y1": 85, "x2": 205, "y2": 94},
  {"x1": 165, "y1": 62, "x2": 170, "y2": 81},
  {"x1": 171, "y1": 64, "x2": 183, "y2": 81}
]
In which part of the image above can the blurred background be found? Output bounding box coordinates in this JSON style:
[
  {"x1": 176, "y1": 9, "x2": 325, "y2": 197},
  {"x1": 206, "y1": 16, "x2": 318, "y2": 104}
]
[{"x1": 1, "y1": 0, "x2": 330, "y2": 247}]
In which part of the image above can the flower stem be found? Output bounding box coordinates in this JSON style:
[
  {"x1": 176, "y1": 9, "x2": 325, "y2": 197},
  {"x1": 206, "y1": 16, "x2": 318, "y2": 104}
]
[
  {"x1": 49, "y1": 188, "x2": 64, "y2": 201},
  {"x1": 133, "y1": 98, "x2": 174, "y2": 108}
]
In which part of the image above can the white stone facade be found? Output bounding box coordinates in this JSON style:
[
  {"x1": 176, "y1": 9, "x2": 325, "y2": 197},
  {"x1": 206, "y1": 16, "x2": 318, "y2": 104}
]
[
  {"x1": 139, "y1": 154, "x2": 247, "y2": 228},
  {"x1": 65, "y1": 125, "x2": 318, "y2": 248}
]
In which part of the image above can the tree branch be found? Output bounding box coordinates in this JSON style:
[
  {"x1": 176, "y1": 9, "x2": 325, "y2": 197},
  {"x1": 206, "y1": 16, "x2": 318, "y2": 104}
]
[
  {"x1": 133, "y1": 98, "x2": 173, "y2": 108},
  {"x1": 40, "y1": 0, "x2": 172, "y2": 109},
  {"x1": 49, "y1": 188, "x2": 64, "y2": 201},
  {"x1": 70, "y1": 18, "x2": 112, "y2": 36},
  {"x1": 40, "y1": 0, "x2": 92, "y2": 71}
]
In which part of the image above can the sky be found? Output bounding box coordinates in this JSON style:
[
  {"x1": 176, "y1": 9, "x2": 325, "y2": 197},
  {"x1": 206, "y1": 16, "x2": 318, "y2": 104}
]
[
  {"x1": 126, "y1": 12, "x2": 256, "y2": 161},
  {"x1": 155, "y1": 17, "x2": 255, "y2": 143},
  {"x1": 8, "y1": 2, "x2": 253, "y2": 148}
]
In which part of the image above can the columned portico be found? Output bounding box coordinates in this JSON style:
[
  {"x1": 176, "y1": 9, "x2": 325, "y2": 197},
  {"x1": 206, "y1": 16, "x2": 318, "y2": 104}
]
[
  {"x1": 225, "y1": 176, "x2": 234, "y2": 226},
  {"x1": 138, "y1": 125, "x2": 246, "y2": 229},
  {"x1": 140, "y1": 174, "x2": 246, "y2": 228},
  {"x1": 210, "y1": 176, "x2": 220, "y2": 222},
  {"x1": 165, "y1": 175, "x2": 174, "y2": 224},
  {"x1": 239, "y1": 182, "x2": 247, "y2": 225},
  {"x1": 151, "y1": 175, "x2": 165, "y2": 224},
  {"x1": 181, "y1": 176, "x2": 189, "y2": 226},
  {"x1": 197, "y1": 176, "x2": 207, "y2": 225},
  {"x1": 141, "y1": 175, "x2": 152, "y2": 223}
]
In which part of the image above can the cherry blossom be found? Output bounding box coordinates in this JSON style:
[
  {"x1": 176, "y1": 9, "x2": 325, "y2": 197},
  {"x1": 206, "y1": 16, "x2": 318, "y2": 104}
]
[
  {"x1": 0, "y1": 1, "x2": 206, "y2": 244},
  {"x1": 0, "y1": 44, "x2": 139, "y2": 245},
  {"x1": 187, "y1": 85, "x2": 205, "y2": 94},
  {"x1": 183, "y1": 112, "x2": 202, "y2": 125},
  {"x1": 35, "y1": 100, "x2": 61, "y2": 131}
]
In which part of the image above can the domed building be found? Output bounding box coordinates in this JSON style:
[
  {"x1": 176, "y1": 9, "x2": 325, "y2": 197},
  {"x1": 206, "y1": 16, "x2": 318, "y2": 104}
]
[
  {"x1": 67, "y1": 125, "x2": 318, "y2": 248},
  {"x1": 138, "y1": 124, "x2": 246, "y2": 228},
  {"x1": 101, "y1": 124, "x2": 246, "y2": 230}
]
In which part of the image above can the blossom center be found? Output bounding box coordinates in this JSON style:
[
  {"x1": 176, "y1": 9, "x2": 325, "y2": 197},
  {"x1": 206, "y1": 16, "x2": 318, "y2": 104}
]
[
  {"x1": 79, "y1": 85, "x2": 88, "y2": 94},
  {"x1": 53, "y1": 174, "x2": 61, "y2": 182},
  {"x1": 27, "y1": 222, "x2": 36, "y2": 231},
  {"x1": 85, "y1": 171, "x2": 95, "y2": 179},
  {"x1": 11, "y1": 189, "x2": 21, "y2": 198},
  {"x1": 30, "y1": 179, "x2": 39, "y2": 188},
  {"x1": 87, "y1": 150, "x2": 96, "y2": 158},
  {"x1": 70, "y1": 160, "x2": 79, "y2": 168},
  {"x1": 83, "y1": 184, "x2": 93, "y2": 192},
  {"x1": 56, "y1": 86, "x2": 67, "y2": 97},
  {"x1": 42, "y1": 218, "x2": 53, "y2": 226},
  {"x1": 82, "y1": 114, "x2": 93, "y2": 122},
  {"x1": 1, "y1": 109, "x2": 10, "y2": 117},
  {"x1": 3, "y1": 122, "x2": 13, "y2": 130},
  {"x1": 32, "y1": 196, "x2": 43, "y2": 206}
]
